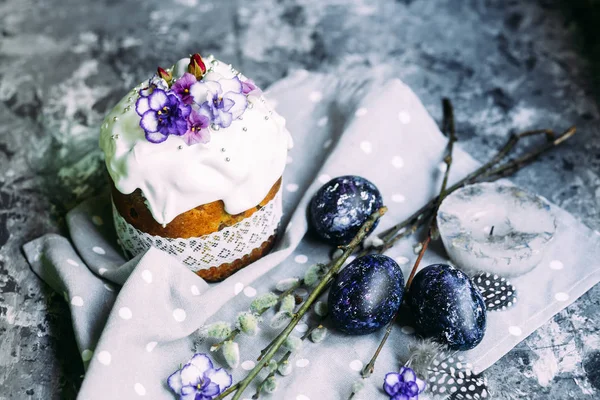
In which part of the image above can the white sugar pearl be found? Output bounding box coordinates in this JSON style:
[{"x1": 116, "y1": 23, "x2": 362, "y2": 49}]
[
  {"x1": 146, "y1": 342, "x2": 158, "y2": 352},
  {"x1": 243, "y1": 286, "x2": 257, "y2": 297},
  {"x1": 241, "y1": 360, "x2": 255, "y2": 370},
  {"x1": 508, "y1": 326, "x2": 522, "y2": 336},
  {"x1": 398, "y1": 111, "x2": 411, "y2": 124},
  {"x1": 71, "y1": 296, "x2": 84, "y2": 307},
  {"x1": 296, "y1": 358, "x2": 310, "y2": 368},
  {"x1": 360, "y1": 140, "x2": 372, "y2": 154},
  {"x1": 141, "y1": 270, "x2": 153, "y2": 283},
  {"x1": 318, "y1": 174, "x2": 331, "y2": 183},
  {"x1": 191, "y1": 285, "x2": 200, "y2": 296},
  {"x1": 286, "y1": 183, "x2": 299, "y2": 193},
  {"x1": 555, "y1": 292, "x2": 569, "y2": 302},
  {"x1": 67, "y1": 259, "x2": 79, "y2": 267},
  {"x1": 92, "y1": 246, "x2": 106, "y2": 255},
  {"x1": 294, "y1": 254, "x2": 308, "y2": 264},
  {"x1": 119, "y1": 307, "x2": 132, "y2": 320},
  {"x1": 173, "y1": 308, "x2": 186, "y2": 322},
  {"x1": 349, "y1": 360, "x2": 363, "y2": 371},
  {"x1": 134, "y1": 383, "x2": 146, "y2": 396},
  {"x1": 97, "y1": 350, "x2": 112, "y2": 365},
  {"x1": 549, "y1": 260, "x2": 564, "y2": 270},
  {"x1": 355, "y1": 107, "x2": 368, "y2": 117}
]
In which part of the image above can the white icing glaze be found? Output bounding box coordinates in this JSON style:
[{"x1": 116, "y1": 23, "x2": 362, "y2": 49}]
[{"x1": 99, "y1": 55, "x2": 292, "y2": 225}]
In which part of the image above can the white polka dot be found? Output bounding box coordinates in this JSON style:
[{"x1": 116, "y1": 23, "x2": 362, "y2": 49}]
[
  {"x1": 296, "y1": 396, "x2": 310, "y2": 400},
  {"x1": 141, "y1": 269, "x2": 153, "y2": 283},
  {"x1": 104, "y1": 283, "x2": 115, "y2": 292},
  {"x1": 92, "y1": 246, "x2": 106, "y2": 255},
  {"x1": 360, "y1": 140, "x2": 372, "y2": 154},
  {"x1": 286, "y1": 155, "x2": 293, "y2": 164},
  {"x1": 173, "y1": 308, "x2": 186, "y2": 322},
  {"x1": 67, "y1": 259, "x2": 79, "y2": 267},
  {"x1": 391, "y1": 156, "x2": 404, "y2": 169},
  {"x1": 92, "y1": 215, "x2": 104, "y2": 226},
  {"x1": 119, "y1": 307, "x2": 133, "y2": 320},
  {"x1": 318, "y1": 174, "x2": 331, "y2": 183},
  {"x1": 401, "y1": 326, "x2": 415, "y2": 335},
  {"x1": 294, "y1": 254, "x2": 308, "y2": 264},
  {"x1": 191, "y1": 285, "x2": 200, "y2": 296},
  {"x1": 296, "y1": 358, "x2": 310, "y2": 368},
  {"x1": 134, "y1": 383, "x2": 146, "y2": 396},
  {"x1": 295, "y1": 323, "x2": 309, "y2": 333},
  {"x1": 555, "y1": 292, "x2": 569, "y2": 302},
  {"x1": 398, "y1": 111, "x2": 411, "y2": 124},
  {"x1": 286, "y1": 183, "x2": 299, "y2": 193},
  {"x1": 234, "y1": 282, "x2": 244, "y2": 295},
  {"x1": 508, "y1": 326, "x2": 522, "y2": 336},
  {"x1": 323, "y1": 139, "x2": 333, "y2": 148},
  {"x1": 438, "y1": 162, "x2": 448, "y2": 172},
  {"x1": 81, "y1": 349, "x2": 93, "y2": 362},
  {"x1": 243, "y1": 286, "x2": 257, "y2": 298},
  {"x1": 146, "y1": 341, "x2": 158, "y2": 352},
  {"x1": 71, "y1": 296, "x2": 84, "y2": 307},
  {"x1": 395, "y1": 256, "x2": 410, "y2": 265},
  {"x1": 317, "y1": 117, "x2": 328, "y2": 127},
  {"x1": 295, "y1": 288, "x2": 308, "y2": 297},
  {"x1": 349, "y1": 359, "x2": 363, "y2": 371},
  {"x1": 98, "y1": 268, "x2": 107, "y2": 275},
  {"x1": 355, "y1": 107, "x2": 368, "y2": 117},
  {"x1": 241, "y1": 360, "x2": 255, "y2": 370},
  {"x1": 549, "y1": 260, "x2": 564, "y2": 270},
  {"x1": 97, "y1": 350, "x2": 112, "y2": 365},
  {"x1": 309, "y1": 91, "x2": 323, "y2": 103},
  {"x1": 391, "y1": 194, "x2": 406, "y2": 203}
]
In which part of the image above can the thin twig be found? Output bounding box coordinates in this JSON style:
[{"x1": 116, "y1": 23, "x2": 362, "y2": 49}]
[{"x1": 215, "y1": 207, "x2": 388, "y2": 400}]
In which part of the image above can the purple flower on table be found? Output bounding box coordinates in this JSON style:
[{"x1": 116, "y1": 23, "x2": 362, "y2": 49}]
[
  {"x1": 182, "y1": 104, "x2": 211, "y2": 145},
  {"x1": 384, "y1": 367, "x2": 426, "y2": 400},
  {"x1": 190, "y1": 77, "x2": 247, "y2": 129},
  {"x1": 167, "y1": 353, "x2": 232, "y2": 400},
  {"x1": 241, "y1": 78, "x2": 261, "y2": 96},
  {"x1": 172, "y1": 73, "x2": 198, "y2": 105},
  {"x1": 136, "y1": 88, "x2": 191, "y2": 143}
]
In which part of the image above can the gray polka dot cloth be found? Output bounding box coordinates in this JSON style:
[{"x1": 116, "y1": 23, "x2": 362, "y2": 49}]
[{"x1": 23, "y1": 70, "x2": 600, "y2": 400}]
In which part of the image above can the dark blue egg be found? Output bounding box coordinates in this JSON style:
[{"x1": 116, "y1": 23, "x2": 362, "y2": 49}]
[
  {"x1": 329, "y1": 254, "x2": 405, "y2": 335},
  {"x1": 407, "y1": 264, "x2": 486, "y2": 350},
  {"x1": 309, "y1": 175, "x2": 383, "y2": 245}
]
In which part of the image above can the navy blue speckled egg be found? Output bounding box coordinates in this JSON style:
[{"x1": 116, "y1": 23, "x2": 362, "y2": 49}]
[
  {"x1": 309, "y1": 175, "x2": 383, "y2": 245},
  {"x1": 329, "y1": 254, "x2": 405, "y2": 335},
  {"x1": 407, "y1": 264, "x2": 487, "y2": 350}
]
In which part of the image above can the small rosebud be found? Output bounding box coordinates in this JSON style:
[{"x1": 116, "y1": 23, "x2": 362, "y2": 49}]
[
  {"x1": 310, "y1": 325, "x2": 328, "y2": 343},
  {"x1": 199, "y1": 321, "x2": 232, "y2": 339},
  {"x1": 314, "y1": 301, "x2": 329, "y2": 317},
  {"x1": 304, "y1": 263, "x2": 328, "y2": 287},
  {"x1": 270, "y1": 311, "x2": 292, "y2": 329},
  {"x1": 157, "y1": 66, "x2": 173, "y2": 85},
  {"x1": 188, "y1": 53, "x2": 207, "y2": 79},
  {"x1": 275, "y1": 277, "x2": 300, "y2": 292},
  {"x1": 282, "y1": 336, "x2": 303, "y2": 352},
  {"x1": 236, "y1": 312, "x2": 259, "y2": 336},
  {"x1": 278, "y1": 361, "x2": 292, "y2": 376},
  {"x1": 222, "y1": 341, "x2": 240, "y2": 368},
  {"x1": 279, "y1": 294, "x2": 295, "y2": 314},
  {"x1": 250, "y1": 292, "x2": 279, "y2": 314},
  {"x1": 263, "y1": 376, "x2": 278, "y2": 393}
]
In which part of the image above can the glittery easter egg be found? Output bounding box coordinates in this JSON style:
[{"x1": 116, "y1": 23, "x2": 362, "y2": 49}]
[
  {"x1": 329, "y1": 254, "x2": 405, "y2": 335},
  {"x1": 309, "y1": 175, "x2": 383, "y2": 245},
  {"x1": 407, "y1": 264, "x2": 487, "y2": 350}
]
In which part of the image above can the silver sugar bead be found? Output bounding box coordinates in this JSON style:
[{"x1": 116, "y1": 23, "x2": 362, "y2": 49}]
[
  {"x1": 211, "y1": 59, "x2": 219, "y2": 65},
  {"x1": 112, "y1": 134, "x2": 119, "y2": 139},
  {"x1": 225, "y1": 157, "x2": 231, "y2": 162},
  {"x1": 221, "y1": 148, "x2": 226, "y2": 152},
  {"x1": 264, "y1": 116, "x2": 269, "y2": 120},
  {"x1": 248, "y1": 102, "x2": 253, "y2": 109},
  {"x1": 242, "y1": 127, "x2": 248, "y2": 132},
  {"x1": 211, "y1": 124, "x2": 220, "y2": 131},
  {"x1": 178, "y1": 145, "x2": 183, "y2": 150},
  {"x1": 113, "y1": 116, "x2": 119, "y2": 122}
]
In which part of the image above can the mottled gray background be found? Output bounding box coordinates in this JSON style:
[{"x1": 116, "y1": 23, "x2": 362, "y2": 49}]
[{"x1": 1, "y1": 0, "x2": 599, "y2": 399}]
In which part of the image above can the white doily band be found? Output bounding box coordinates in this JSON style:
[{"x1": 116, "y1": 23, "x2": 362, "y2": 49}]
[{"x1": 112, "y1": 189, "x2": 283, "y2": 272}]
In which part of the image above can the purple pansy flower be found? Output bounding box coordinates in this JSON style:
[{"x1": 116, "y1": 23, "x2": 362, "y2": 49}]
[
  {"x1": 384, "y1": 367, "x2": 426, "y2": 400},
  {"x1": 167, "y1": 353, "x2": 232, "y2": 400},
  {"x1": 190, "y1": 77, "x2": 247, "y2": 129},
  {"x1": 241, "y1": 78, "x2": 262, "y2": 96},
  {"x1": 172, "y1": 73, "x2": 197, "y2": 105},
  {"x1": 183, "y1": 104, "x2": 211, "y2": 145},
  {"x1": 136, "y1": 89, "x2": 191, "y2": 143}
]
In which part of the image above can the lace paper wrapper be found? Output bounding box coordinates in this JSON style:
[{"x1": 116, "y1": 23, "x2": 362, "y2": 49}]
[{"x1": 112, "y1": 189, "x2": 283, "y2": 272}]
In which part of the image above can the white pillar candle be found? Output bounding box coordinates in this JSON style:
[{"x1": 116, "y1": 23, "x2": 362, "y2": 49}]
[{"x1": 437, "y1": 182, "x2": 556, "y2": 277}]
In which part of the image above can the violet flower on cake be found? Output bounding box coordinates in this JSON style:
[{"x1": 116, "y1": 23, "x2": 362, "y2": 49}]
[
  {"x1": 172, "y1": 73, "x2": 197, "y2": 105},
  {"x1": 383, "y1": 367, "x2": 426, "y2": 400},
  {"x1": 136, "y1": 89, "x2": 191, "y2": 143},
  {"x1": 241, "y1": 78, "x2": 261, "y2": 96},
  {"x1": 167, "y1": 353, "x2": 232, "y2": 400},
  {"x1": 190, "y1": 77, "x2": 248, "y2": 129},
  {"x1": 183, "y1": 105, "x2": 212, "y2": 145}
]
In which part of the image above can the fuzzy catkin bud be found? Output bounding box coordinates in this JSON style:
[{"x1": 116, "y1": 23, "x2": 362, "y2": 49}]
[
  {"x1": 280, "y1": 294, "x2": 296, "y2": 314},
  {"x1": 310, "y1": 326, "x2": 328, "y2": 343},
  {"x1": 250, "y1": 292, "x2": 279, "y2": 314},
  {"x1": 236, "y1": 312, "x2": 259, "y2": 336},
  {"x1": 282, "y1": 336, "x2": 303, "y2": 352},
  {"x1": 270, "y1": 311, "x2": 292, "y2": 329},
  {"x1": 278, "y1": 361, "x2": 292, "y2": 376},
  {"x1": 314, "y1": 301, "x2": 328, "y2": 317},
  {"x1": 199, "y1": 321, "x2": 232, "y2": 339},
  {"x1": 275, "y1": 277, "x2": 300, "y2": 292},
  {"x1": 304, "y1": 264, "x2": 328, "y2": 287},
  {"x1": 222, "y1": 341, "x2": 240, "y2": 369},
  {"x1": 267, "y1": 359, "x2": 278, "y2": 373},
  {"x1": 263, "y1": 376, "x2": 278, "y2": 393}
]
